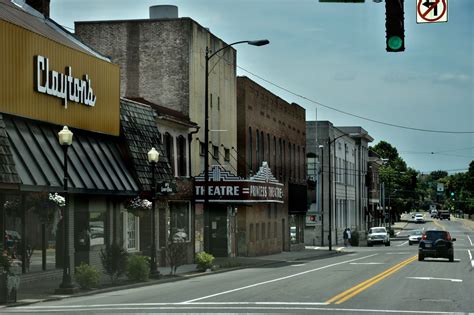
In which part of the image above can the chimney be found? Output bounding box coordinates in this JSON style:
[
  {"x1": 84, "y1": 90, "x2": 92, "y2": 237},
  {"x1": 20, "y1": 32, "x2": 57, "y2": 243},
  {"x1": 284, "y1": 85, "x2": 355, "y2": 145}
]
[{"x1": 25, "y1": 0, "x2": 50, "y2": 17}]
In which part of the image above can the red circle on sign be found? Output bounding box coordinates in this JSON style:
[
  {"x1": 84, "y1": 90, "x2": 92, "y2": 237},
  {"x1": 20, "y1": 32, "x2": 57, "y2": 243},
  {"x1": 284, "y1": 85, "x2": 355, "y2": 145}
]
[{"x1": 417, "y1": 0, "x2": 447, "y2": 22}]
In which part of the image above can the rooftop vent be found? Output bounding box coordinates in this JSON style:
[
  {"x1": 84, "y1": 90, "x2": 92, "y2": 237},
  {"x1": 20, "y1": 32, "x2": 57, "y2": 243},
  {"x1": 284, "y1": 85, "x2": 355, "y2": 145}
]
[{"x1": 149, "y1": 5, "x2": 178, "y2": 19}]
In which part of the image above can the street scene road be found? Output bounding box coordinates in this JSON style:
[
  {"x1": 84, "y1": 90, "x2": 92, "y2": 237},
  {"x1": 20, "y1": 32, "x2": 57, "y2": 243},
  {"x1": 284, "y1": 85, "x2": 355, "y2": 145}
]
[{"x1": 4, "y1": 216, "x2": 473, "y2": 314}]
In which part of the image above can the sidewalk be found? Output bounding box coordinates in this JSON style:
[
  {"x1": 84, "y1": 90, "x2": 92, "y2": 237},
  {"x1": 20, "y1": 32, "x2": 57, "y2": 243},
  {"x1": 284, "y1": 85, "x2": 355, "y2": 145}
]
[
  {"x1": 451, "y1": 216, "x2": 474, "y2": 230},
  {"x1": 8, "y1": 247, "x2": 343, "y2": 307}
]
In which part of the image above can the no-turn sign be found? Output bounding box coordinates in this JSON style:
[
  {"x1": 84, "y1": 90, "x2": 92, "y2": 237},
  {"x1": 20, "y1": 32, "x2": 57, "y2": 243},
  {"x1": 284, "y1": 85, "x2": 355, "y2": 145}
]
[{"x1": 417, "y1": 0, "x2": 448, "y2": 24}]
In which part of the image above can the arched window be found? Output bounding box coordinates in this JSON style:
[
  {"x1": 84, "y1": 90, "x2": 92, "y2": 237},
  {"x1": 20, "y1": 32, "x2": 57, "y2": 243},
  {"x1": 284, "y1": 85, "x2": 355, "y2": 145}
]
[
  {"x1": 177, "y1": 136, "x2": 186, "y2": 176},
  {"x1": 248, "y1": 127, "x2": 253, "y2": 172},
  {"x1": 267, "y1": 133, "x2": 270, "y2": 163},
  {"x1": 260, "y1": 131, "x2": 265, "y2": 165},
  {"x1": 164, "y1": 133, "x2": 174, "y2": 175},
  {"x1": 256, "y1": 129, "x2": 260, "y2": 168}
]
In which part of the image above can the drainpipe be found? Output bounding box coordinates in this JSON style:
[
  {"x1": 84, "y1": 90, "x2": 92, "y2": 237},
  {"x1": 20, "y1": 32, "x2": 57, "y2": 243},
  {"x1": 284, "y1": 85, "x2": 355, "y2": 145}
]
[{"x1": 188, "y1": 126, "x2": 200, "y2": 260}]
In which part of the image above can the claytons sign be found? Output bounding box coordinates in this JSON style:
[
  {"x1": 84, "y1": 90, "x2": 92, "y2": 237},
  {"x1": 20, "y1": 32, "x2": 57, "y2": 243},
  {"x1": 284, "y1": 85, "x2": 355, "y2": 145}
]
[{"x1": 35, "y1": 55, "x2": 97, "y2": 108}]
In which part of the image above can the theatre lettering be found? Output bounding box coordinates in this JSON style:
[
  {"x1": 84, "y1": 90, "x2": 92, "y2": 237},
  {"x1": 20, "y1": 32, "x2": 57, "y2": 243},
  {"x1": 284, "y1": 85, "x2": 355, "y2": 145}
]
[{"x1": 195, "y1": 163, "x2": 284, "y2": 203}]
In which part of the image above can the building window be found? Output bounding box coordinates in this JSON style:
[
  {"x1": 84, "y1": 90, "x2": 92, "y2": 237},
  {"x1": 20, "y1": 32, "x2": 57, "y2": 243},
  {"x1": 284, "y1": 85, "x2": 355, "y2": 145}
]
[
  {"x1": 274, "y1": 221, "x2": 277, "y2": 238},
  {"x1": 248, "y1": 127, "x2": 253, "y2": 171},
  {"x1": 169, "y1": 201, "x2": 191, "y2": 242},
  {"x1": 199, "y1": 141, "x2": 205, "y2": 156},
  {"x1": 125, "y1": 212, "x2": 139, "y2": 252},
  {"x1": 177, "y1": 136, "x2": 186, "y2": 177},
  {"x1": 250, "y1": 224, "x2": 254, "y2": 242},
  {"x1": 164, "y1": 133, "x2": 174, "y2": 173},
  {"x1": 262, "y1": 223, "x2": 265, "y2": 240},
  {"x1": 256, "y1": 129, "x2": 260, "y2": 167},
  {"x1": 267, "y1": 222, "x2": 271, "y2": 239},
  {"x1": 213, "y1": 145, "x2": 219, "y2": 160},
  {"x1": 217, "y1": 96, "x2": 220, "y2": 110},
  {"x1": 256, "y1": 223, "x2": 260, "y2": 241},
  {"x1": 261, "y1": 131, "x2": 265, "y2": 164},
  {"x1": 224, "y1": 147, "x2": 230, "y2": 161},
  {"x1": 307, "y1": 153, "x2": 317, "y2": 181},
  {"x1": 267, "y1": 133, "x2": 270, "y2": 163}
]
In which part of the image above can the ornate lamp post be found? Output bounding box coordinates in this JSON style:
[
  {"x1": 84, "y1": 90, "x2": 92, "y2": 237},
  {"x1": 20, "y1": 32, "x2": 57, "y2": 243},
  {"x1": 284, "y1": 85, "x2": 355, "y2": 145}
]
[
  {"x1": 57, "y1": 126, "x2": 74, "y2": 291},
  {"x1": 204, "y1": 39, "x2": 269, "y2": 251},
  {"x1": 147, "y1": 147, "x2": 160, "y2": 275}
]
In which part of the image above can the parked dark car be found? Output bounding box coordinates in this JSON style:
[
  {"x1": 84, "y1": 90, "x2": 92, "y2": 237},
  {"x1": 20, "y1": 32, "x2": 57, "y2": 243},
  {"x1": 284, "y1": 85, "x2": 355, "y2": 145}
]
[
  {"x1": 438, "y1": 210, "x2": 450, "y2": 220},
  {"x1": 418, "y1": 230, "x2": 456, "y2": 262}
]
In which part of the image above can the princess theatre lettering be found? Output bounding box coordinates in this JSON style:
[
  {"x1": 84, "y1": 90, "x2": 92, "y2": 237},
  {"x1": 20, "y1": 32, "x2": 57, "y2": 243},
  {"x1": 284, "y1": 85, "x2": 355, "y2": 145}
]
[
  {"x1": 195, "y1": 163, "x2": 284, "y2": 203},
  {"x1": 35, "y1": 55, "x2": 97, "y2": 108}
]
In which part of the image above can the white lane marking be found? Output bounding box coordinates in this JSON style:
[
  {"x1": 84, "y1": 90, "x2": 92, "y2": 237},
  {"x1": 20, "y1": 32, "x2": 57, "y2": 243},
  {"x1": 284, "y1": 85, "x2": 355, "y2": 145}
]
[
  {"x1": 467, "y1": 235, "x2": 473, "y2": 246},
  {"x1": 468, "y1": 250, "x2": 474, "y2": 268},
  {"x1": 397, "y1": 241, "x2": 408, "y2": 247},
  {"x1": 350, "y1": 262, "x2": 385, "y2": 265},
  {"x1": 387, "y1": 252, "x2": 410, "y2": 255},
  {"x1": 9, "y1": 304, "x2": 466, "y2": 314},
  {"x1": 290, "y1": 264, "x2": 306, "y2": 267},
  {"x1": 407, "y1": 277, "x2": 463, "y2": 283},
  {"x1": 181, "y1": 254, "x2": 378, "y2": 303},
  {"x1": 336, "y1": 247, "x2": 344, "y2": 251}
]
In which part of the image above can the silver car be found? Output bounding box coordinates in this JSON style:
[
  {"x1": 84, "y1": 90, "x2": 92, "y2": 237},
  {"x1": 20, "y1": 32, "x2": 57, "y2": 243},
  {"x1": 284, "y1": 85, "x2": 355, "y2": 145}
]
[
  {"x1": 367, "y1": 227, "x2": 390, "y2": 247},
  {"x1": 408, "y1": 229, "x2": 423, "y2": 245}
]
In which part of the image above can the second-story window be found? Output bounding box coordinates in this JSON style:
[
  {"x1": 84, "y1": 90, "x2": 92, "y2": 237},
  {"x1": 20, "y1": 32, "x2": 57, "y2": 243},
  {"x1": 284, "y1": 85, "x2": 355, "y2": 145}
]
[
  {"x1": 164, "y1": 133, "x2": 174, "y2": 173},
  {"x1": 213, "y1": 145, "x2": 219, "y2": 161},
  {"x1": 177, "y1": 136, "x2": 186, "y2": 177}
]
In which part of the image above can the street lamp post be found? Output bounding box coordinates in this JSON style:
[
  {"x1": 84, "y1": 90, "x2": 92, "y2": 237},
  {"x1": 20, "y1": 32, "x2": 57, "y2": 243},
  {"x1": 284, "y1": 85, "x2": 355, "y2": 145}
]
[
  {"x1": 58, "y1": 126, "x2": 74, "y2": 291},
  {"x1": 318, "y1": 145, "x2": 324, "y2": 247},
  {"x1": 203, "y1": 39, "x2": 269, "y2": 252},
  {"x1": 148, "y1": 147, "x2": 160, "y2": 275}
]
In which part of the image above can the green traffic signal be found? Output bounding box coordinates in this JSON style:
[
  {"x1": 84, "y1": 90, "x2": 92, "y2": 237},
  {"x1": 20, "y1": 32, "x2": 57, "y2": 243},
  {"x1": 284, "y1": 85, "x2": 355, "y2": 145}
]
[
  {"x1": 388, "y1": 36, "x2": 403, "y2": 51},
  {"x1": 450, "y1": 192, "x2": 455, "y2": 196}
]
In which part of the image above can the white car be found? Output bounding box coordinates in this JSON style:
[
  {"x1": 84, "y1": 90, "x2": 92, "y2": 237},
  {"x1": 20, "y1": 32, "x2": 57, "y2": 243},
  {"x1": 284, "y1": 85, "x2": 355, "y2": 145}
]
[
  {"x1": 367, "y1": 227, "x2": 390, "y2": 247},
  {"x1": 414, "y1": 213, "x2": 424, "y2": 224},
  {"x1": 408, "y1": 229, "x2": 423, "y2": 245}
]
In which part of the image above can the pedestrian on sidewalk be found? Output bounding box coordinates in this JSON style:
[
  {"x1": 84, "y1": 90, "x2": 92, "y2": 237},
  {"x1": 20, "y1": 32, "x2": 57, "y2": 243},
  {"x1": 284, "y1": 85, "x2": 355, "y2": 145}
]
[{"x1": 343, "y1": 228, "x2": 350, "y2": 246}]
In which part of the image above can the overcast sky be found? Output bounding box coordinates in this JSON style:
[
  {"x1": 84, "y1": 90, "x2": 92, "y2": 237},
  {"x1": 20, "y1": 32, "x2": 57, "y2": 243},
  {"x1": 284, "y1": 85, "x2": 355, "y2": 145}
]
[{"x1": 50, "y1": 0, "x2": 473, "y2": 174}]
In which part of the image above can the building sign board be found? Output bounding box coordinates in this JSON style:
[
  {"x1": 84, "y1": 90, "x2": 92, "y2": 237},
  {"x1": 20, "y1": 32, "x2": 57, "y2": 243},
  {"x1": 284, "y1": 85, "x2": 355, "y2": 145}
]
[
  {"x1": 35, "y1": 55, "x2": 97, "y2": 108},
  {"x1": 195, "y1": 162, "x2": 284, "y2": 203},
  {"x1": 0, "y1": 21, "x2": 120, "y2": 136},
  {"x1": 417, "y1": 0, "x2": 448, "y2": 24}
]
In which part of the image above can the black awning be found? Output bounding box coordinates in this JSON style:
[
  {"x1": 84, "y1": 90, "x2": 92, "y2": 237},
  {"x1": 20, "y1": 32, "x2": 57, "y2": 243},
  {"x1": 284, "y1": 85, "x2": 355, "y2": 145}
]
[{"x1": 4, "y1": 115, "x2": 139, "y2": 195}]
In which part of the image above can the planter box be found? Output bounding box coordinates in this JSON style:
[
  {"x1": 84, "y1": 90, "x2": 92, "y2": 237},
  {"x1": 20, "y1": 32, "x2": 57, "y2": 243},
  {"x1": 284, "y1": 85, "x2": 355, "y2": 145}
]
[{"x1": 0, "y1": 272, "x2": 20, "y2": 304}]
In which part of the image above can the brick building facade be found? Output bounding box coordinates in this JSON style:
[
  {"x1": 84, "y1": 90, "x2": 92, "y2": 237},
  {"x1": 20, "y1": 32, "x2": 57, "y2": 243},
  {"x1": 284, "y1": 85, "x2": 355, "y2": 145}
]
[{"x1": 236, "y1": 76, "x2": 307, "y2": 255}]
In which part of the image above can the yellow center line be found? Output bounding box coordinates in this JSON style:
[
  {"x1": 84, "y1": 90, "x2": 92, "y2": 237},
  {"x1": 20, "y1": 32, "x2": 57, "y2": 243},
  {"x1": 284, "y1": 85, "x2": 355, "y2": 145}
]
[
  {"x1": 325, "y1": 255, "x2": 417, "y2": 305},
  {"x1": 433, "y1": 219, "x2": 446, "y2": 230}
]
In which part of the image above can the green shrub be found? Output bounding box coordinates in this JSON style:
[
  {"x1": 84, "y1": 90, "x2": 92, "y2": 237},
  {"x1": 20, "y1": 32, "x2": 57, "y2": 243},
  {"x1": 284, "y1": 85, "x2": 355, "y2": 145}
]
[
  {"x1": 75, "y1": 263, "x2": 100, "y2": 290},
  {"x1": 126, "y1": 255, "x2": 150, "y2": 281},
  {"x1": 195, "y1": 252, "x2": 214, "y2": 272},
  {"x1": 100, "y1": 243, "x2": 128, "y2": 282}
]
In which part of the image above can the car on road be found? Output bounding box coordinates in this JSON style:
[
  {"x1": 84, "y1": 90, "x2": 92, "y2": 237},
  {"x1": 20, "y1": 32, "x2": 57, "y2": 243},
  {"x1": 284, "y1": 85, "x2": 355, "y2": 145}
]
[
  {"x1": 414, "y1": 213, "x2": 424, "y2": 224},
  {"x1": 367, "y1": 227, "x2": 390, "y2": 247},
  {"x1": 438, "y1": 210, "x2": 451, "y2": 220},
  {"x1": 430, "y1": 209, "x2": 438, "y2": 219},
  {"x1": 408, "y1": 229, "x2": 423, "y2": 245},
  {"x1": 418, "y1": 230, "x2": 456, "y2": 262}
]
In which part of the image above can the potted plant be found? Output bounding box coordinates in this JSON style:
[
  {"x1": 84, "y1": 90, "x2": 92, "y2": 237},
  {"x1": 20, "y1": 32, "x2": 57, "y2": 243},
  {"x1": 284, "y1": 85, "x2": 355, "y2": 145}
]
[
  {"x1": 0, "y1": 252, "x2": 20, "y2": 304},
  {"x1": 124, "y1": 196, "x2": 151, "y2": 218}
]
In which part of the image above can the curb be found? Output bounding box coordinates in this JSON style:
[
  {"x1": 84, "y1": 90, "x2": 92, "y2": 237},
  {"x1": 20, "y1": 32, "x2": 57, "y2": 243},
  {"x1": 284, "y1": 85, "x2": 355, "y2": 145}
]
[{"x1": 5, "y1": 250, "x2": 339, "y2": 308}]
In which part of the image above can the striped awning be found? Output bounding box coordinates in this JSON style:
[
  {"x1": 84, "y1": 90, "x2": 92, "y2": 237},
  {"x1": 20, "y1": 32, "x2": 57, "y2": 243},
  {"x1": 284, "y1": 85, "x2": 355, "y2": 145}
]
[{"x1": 4, "y1": 115, "x2": 139, "y2": 195}]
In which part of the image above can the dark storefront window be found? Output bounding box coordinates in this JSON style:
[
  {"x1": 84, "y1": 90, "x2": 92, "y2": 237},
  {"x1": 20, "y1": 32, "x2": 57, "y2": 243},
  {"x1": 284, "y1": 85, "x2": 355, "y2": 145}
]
[
  {"x1": 169, "y1": 202, "x2": 190, "y2": 242},
  {"x1": 164, "y1": 133, "x2": 174, "y2": 175}
]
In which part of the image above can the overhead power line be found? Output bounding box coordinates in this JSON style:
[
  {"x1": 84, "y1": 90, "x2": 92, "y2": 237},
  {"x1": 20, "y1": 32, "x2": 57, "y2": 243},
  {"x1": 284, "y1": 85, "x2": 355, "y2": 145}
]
[{"x1": 237, "y1": 66, "x2": 474, "y2": 135}]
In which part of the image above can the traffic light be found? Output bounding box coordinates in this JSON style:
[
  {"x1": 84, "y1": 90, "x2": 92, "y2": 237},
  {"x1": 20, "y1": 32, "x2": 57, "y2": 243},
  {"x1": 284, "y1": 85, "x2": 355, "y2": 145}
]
[
  {"x1": 385, "y1": 0, "x2": 405, "y2": 52},
  {"x1": 309, "y1": 215, "x2": 316, "y2": 222},
  {"x1": 450, "y1": 192, "x2": 455, "y2": 201}
]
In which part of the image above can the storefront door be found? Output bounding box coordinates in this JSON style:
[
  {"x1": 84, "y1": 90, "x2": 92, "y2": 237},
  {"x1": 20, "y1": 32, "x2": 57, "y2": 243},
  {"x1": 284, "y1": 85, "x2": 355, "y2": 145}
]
[{"x1": 209, "y1": 206, "x2": 228, "y2": 257}]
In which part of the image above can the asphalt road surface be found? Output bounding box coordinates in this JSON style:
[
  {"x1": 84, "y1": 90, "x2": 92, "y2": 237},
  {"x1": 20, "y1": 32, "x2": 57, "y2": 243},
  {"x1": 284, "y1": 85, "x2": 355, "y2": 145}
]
[{"x1": 4, "y1": 216, "x2": 474, "y2": 314}]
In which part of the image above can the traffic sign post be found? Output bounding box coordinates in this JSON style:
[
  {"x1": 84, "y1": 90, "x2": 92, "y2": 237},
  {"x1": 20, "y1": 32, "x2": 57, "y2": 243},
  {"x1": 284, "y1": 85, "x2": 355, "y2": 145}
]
[{"x1": 417, "y1": 0, "x2": 448, "y2": 24}]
